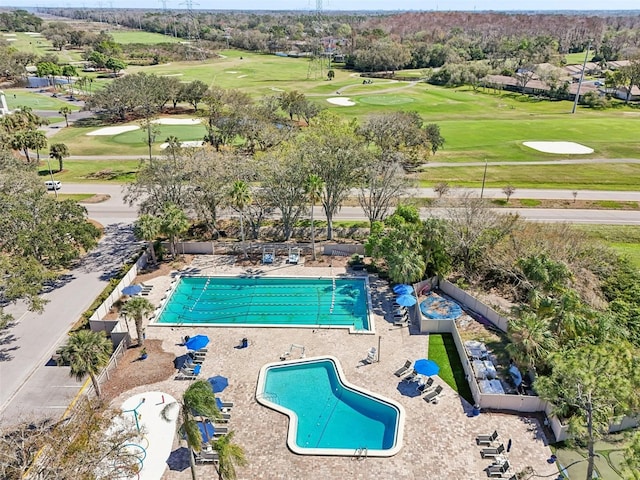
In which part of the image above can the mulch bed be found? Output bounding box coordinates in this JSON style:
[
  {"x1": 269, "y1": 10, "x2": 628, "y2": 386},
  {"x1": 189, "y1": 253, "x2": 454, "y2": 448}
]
[{"x1": 100, "y1": 340, "x2": 175, "y2": 403}]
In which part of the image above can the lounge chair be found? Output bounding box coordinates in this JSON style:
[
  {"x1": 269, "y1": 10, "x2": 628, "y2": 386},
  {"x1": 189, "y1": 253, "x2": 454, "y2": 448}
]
[
  {"x1": 194, "y1": 449, "x2": 219, "y2": 464},
  {"x1": 366, "y1": 347, "x2": 377, "y2": 363},
  {"x1": 476, "y1": 430, "x2": 499, "y2": 446},
  {"x1": 481, "y1": 444, "x2": 505, "y2": 458},
  {"x1": 175, "y1": 364, "x2": 201, "y2": 380},
  {"x1": 214, "y1": 413, "x2": 232, "y2": 423},
  {"x1": 401, "y1": 369, "x2": 419, "y2": 383},
  {"x1": 393, "y1": 360, "x2": 412, "y2": 377},
  {"x1": 417, "y1": 377, "x2": 434, "y2": 393},
  {"x1": 288, "y1": 247, "x2": 300, "y2": 264},
  {"x1": 394, "y1": 315, "x2": 410, "y2": 327},
  {"x1": 487, "y1": 460, "x2": 510, "y2": 477},
  {"x1": 423, "y1": 385, "x2": 443, "y2": 403}
]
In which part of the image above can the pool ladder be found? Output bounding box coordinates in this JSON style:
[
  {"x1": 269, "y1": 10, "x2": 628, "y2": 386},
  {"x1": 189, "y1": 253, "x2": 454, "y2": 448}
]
[
  {"x1": 329, "y1": 266, "x2": 336, "y2": 314},
  {"x1": 353, "y1": 446, "x2": 368, "y2": 460},
  {"x1": 256, "y1": 392, "x2": 279, "y2": 404}
]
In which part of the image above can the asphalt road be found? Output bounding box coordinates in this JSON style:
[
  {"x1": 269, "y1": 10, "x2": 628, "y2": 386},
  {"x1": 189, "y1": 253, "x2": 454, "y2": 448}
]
[{"x1": 63, "y1": 183, "x2": 640, "y2": 226}]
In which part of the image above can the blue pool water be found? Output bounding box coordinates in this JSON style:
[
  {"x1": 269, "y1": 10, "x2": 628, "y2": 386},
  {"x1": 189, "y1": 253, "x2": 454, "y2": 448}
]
[
  {"x1": 155, "y1": 276, "x2": 370, "y2": 331},
  {"x1": 260, "y1": 358, "x2": 402, "y2": 454}
]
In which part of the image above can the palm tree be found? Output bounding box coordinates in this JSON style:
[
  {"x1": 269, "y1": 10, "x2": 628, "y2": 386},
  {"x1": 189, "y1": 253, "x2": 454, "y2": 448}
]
[
  {"x1": 388, "y1": 250, "x2": 426, "y2": 285},
  {"x1": 122, "y1": 296, "x2": 154, "y2": 347},
  {"x1": 58, "y1": 105, "x2": 72, "y2": 127},
  {"x1": 134, "y1": 214, "x2": 162, "y2": 264},
  {"x1": 506, "y1": 311, "x2": 558, "y2": 370},
  {"x1": 211, "y1": 431, "x2": 248, "y2": 480},
  {"x1": 304, "y1": 174, "x2": 324, "y2": 261},
  {"x1": 58, "y1": 330, "x2": 112, "y2": 398},
  {"x1": 49, "y1": 142, "x2": 70, "y2": 172},
  {"x1": 160, "y1": 203, "x2": 190, "y2": 258},
  {"x1": 229, "y1": 181, "x2": 251, "y2": 259},
  {"x1": 162, "y1": 380, "x2": 221, "y2": 480}
]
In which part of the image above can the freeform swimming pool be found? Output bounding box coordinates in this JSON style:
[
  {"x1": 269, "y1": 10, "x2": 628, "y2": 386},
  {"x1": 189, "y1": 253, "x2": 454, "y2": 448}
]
[
  {"x1": 256, "y1": 356, "x2": 404, "y2": 456},
  {"x1": 153, "y1": 276, "x2": 372, "y2": 332}
]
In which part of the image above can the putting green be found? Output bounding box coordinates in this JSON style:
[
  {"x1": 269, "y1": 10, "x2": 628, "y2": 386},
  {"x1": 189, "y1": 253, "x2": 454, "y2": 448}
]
[
  {"x1": 109, "y1": 124, "x2": 207, "y2": 146},
  {"x1": 358, "y1": 95, "x2": 415, "y2": 106}
]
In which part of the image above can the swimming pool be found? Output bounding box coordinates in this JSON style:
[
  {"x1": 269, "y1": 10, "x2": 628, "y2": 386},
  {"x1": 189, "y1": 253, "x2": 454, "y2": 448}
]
[
  {"x1": 153, "y1": 276, "x2": 372, "y2": 333},
  {"x1": 256, "y1": 356, "x2": 404, "y2": 456}
]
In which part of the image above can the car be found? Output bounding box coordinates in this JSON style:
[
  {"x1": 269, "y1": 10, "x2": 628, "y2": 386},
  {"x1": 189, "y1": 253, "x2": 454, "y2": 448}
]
[{"x1": 45, "y1": 180, "x2": 62, "y2": 190}]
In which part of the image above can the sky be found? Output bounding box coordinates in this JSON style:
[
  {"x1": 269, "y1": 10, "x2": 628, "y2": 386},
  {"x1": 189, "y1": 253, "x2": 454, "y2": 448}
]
[{"x1": 1, "y1": 0, "x2": 639, "y2": 11}]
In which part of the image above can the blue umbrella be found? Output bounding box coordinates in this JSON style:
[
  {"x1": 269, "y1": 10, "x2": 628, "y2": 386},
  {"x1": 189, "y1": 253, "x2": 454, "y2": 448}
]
[
  {"x1": 393, "y1": 284, "x2": 413, "y2": 295},
  {"x1": 208, "y1": 375, "x2": 229, "y2": 394},
  {"x1": 122, "y1": 284, "x2": 143, "y2": 296},
  {"x1": 196, "y1": 420, "x2": 215, "y2": 441},
  {"x1": 396, "y1": 294, "x2": 417, "y2": 307},
  {"x1": 216, "y1": 397, "x2": 224, "y2": 410},
  {"x1": 185, "y1": 335, "x2": 209, "y2": 351},
  {"x1": 414, "y1": 359, "x2": 440, "y2": 376}
]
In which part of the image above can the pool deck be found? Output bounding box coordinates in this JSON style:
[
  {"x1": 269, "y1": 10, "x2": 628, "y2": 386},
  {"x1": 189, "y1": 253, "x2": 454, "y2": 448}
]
[{"x1": 112, "y1": 255, "x2": 558, "y2": 480}]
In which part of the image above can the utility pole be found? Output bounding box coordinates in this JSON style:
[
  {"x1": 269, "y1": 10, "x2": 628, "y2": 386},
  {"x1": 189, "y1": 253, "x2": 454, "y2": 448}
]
[
  {"x1": 571, "y1": 40, "x2": 591, "y2": 114},
  {"x1": 480, "y1": 158, "x2": 488, "y2": 199}
]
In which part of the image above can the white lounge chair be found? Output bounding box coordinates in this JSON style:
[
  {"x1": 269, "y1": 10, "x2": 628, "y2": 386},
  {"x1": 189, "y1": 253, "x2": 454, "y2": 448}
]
[
  {"x1": 288, "y1": 247, "x2": 300, "y2": 264},
  {"x1": 175, "y1": 364, "x2": 201, "y2": 380},
  {"x1": 366, "y1": 347, "x2": 377, "y2": 363}
]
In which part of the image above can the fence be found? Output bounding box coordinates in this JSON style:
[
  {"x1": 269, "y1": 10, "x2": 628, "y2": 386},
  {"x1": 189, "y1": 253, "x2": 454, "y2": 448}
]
[
  {"x1": 438, "y1": 279, "x2": 509, "y2": 332},
  {"x1": 84, "y1": 335, "x2": 131, "y2": 400},
  {"x1": 89, "y1": 251, "x2": 148, "y2": 339}
]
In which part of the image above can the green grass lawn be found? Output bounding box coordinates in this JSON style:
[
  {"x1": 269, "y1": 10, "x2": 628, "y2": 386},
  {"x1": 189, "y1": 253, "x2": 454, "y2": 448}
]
[
  {"x1": 55, "y1": 193, "x2": 95, "y2": 202},
  {"x1": 2, "y1": 32, "x2": 84, "y2": 63},
  {"x1": 48, "y1": 122, "x2": 207, "y2": 156},
  {"x1": 2, "y1": 90, "x2": 81, "y2": 112},
  {"x1": 418, "y1": 163, "x2": 640, "y2": 190},
  {"x1": 428, "y1": 333, "x2": 474, "y2": 404},
  {"x1": 564, "y1": 50, "x2": 591, "y2": 64},
  {"x1": 39, "y1": 159, "x2": 141, "y2": 183},
  {"x1": 576, "y1": 225, "x2": 640, "y2": 267}
]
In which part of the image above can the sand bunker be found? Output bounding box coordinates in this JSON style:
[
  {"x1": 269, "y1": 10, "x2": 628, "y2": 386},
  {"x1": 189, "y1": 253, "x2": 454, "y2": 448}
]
[
  {"x1": 5, "y1": 38, "x2": 16, "y2": 42},
  {"x1": 152, "y1": 118, "x2": 201, "y2": 125},
  {"x1": 160, "y1": 73, "x2": 183, "y2": 77},
  {"x1": 159, "y1": 140, "x2": 204, "y2": 149},
  {"x1": 24, "y1": 32, "x2": 42, "y2": 36},
  {"x1": 87, "y1": 125, "x2": 140, "y2": 136},
  {"x1": 3, "y1": 33, "x2": 17, "y2": 36},
  {"x1": 327, "y1": 97, "x2": 356, "y2": 106},
  {"x1": 238, "y1": 74, "x2": 248, "y2": 78},
  {"x1": 269, "y1": 87, "x2": 284, "y2": 92},
  {"x1": 523, "y1": 141, "x2": 594, "y2": 154},
  {"x1": 226, "y1": 71, "x2": 238, "y2": 74}
]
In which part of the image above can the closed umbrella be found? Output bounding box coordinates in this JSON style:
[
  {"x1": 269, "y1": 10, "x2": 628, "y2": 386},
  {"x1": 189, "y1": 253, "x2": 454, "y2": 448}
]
[
  {"x1": 184, "y1": 335, "x2": 209, "y2": 351},
  {"x1": 396, "y1": 295, "x2": 417, "y2": 307},
  {"x1": 414, "y1": 359, "x2": 440, "y2": 376},
  {"x1": 393, "y1": 284, "x2": 413, "y2": 295}
]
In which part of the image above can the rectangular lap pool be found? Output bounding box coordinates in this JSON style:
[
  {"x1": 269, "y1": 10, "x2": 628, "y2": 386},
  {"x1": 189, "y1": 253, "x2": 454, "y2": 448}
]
[{"x1": 153, "y1": 276, "x2": 372, "y2": 333}]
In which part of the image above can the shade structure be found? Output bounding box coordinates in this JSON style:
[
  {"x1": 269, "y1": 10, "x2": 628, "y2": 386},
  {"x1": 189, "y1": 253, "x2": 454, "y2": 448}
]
[
  {"x1": 208, "y1": 375, "x2": 229, "y2": 394},
  {"x1": 184, "y1": 334, "x2": 209, "y2": 351},
  {"x1": 393, "y1": 284, "x2": 413, "y2": 295},
  {"x1": 413, "y1": 359, "x2": 440, "y2": 377},
  {"x1": 396, "y1": 294, "x2": 417, "y2": 307},
  {"x1": 122, "y1": 284, "x2": 143, "y2": 296}
]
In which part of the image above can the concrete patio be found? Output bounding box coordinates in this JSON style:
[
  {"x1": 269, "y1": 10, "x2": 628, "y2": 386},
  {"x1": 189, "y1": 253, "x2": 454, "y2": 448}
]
[{"x1": 110, "y1": 255, "x2": 558, "y2": 480}]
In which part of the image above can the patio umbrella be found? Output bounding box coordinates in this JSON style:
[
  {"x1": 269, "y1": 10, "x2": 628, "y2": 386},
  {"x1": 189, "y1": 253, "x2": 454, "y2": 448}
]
[
  {"x1": 393, "y1": 284, "x2": 413, "y2": 295},
  {"x1": 122, "y1": 284, "x2": 143, "y2": 296},
  {"x1": 396, "y1": 294, "x2": 417, "y2": 307},
  {"x1": 196, "y1": 420, "x2": 215, "y2": 442},
  {"x1": 413, "y1": 359, "x2": 440, "y2": 377},
  {"x1": 215, "y1": 398, "x2": 224, "y2": 410},
  {"x1": 184, "y1": 334, "x2": 209, "y2": 351},
  {"x1": 208, "y1": 375, "x2": 229, "y2": 394}
]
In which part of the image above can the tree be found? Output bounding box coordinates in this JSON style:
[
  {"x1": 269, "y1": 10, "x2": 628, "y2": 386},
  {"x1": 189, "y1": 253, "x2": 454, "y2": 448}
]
[
  {"x1": 260, "y1": 152, "x2": 308, "y2": 241},
  {"x1": 536, "y1": 342, "x2": 640, "y2": 480},
  {"x1": 181, "y1": 80, "x2": 208, "y2": 112},
  {"x1": 134, "y1": 214, "x2": 162, "y2": 264},
  {"x1": 163, "y1": 380, "x2": 221, "y2": 480},
  {"x1": 58, "y1": 105, "x2": 72, "y2": 127},
  {"x1": 211, "y1": 431, "x2": 248, "y2": 480},
  {"x1": 623, "y1": 432, "x2": 640, "y2": 480},
  {"x1": 506, "y1": 311, "x2": 557, "y2": 370},
  {"x1": 49, "y1": 143, "x2": 70, "y2": 172},
  {"x1": 58, "y1": 330, "x2": 112, "y2": 398},
  {"x1": 299, "y1": 111, "x2": 366, "y2": 239},
  {"x1": 122, "y1": 296, "x2": 154, "y2": 347},
  {"x1": 304, "y1": 173, "x2": 324, "y2": 261},
  {"x1": 160, "y1": 203, "x2": 190, "y2": 258},
  {"x1": 105, "y1": 57, "x2": 127, "y2": 76},
  {"x1": 502, "y1": 185, "x2": 516, "y2": 203},
  {"x1": 357, "y1": 154, "x2": 409, "y2": 228},
  {"x1": 61, "y1": 64, "x2": 78, "y2": 94},
  {"x1": 433, "y1": 182, "x2": 450, "y2": 198},
  {"x1": 10, "y1": 129, "x2": 47, "y2": 164},
  {"x1": 327, "y1": 69, "x2": 335, "y2": 80},
  {"x1": 229, "y1": 180, "x2": 251, "y2": 258}
]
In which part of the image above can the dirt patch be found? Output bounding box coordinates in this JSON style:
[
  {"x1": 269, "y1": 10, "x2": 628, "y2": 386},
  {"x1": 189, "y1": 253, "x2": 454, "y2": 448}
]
[
  {"x1": 100, "y1": 340, "x2": 175, "y2": 403},
  {"x1": 80, "y1": 194, "x2": 111, "y2": 204},
  {"x1": 136, "y1": 255, "x2": 194, "y2": 282}
]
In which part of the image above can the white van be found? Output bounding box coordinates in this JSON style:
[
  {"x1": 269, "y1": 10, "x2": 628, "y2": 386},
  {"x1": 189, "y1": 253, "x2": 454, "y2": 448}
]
[{"x1": 45, "y1": 180, "x2": 62, "y2": 190}]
